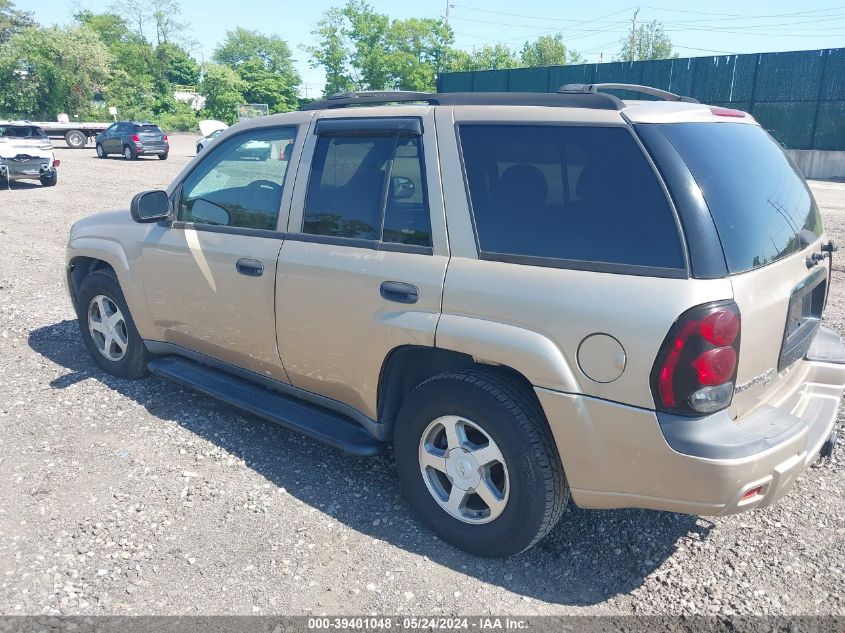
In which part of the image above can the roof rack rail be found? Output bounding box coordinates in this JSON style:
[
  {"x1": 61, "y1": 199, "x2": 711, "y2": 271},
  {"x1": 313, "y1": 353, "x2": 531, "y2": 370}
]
[
  {"x1": 300, "y1": 89, "x2": 626, "y2": 111},
  {"x1": 301, "y1": 91, "x2": 438, "y2": 110},
  {"x1": 558, "y1": 83, "x2": 699, "y2": 103}
]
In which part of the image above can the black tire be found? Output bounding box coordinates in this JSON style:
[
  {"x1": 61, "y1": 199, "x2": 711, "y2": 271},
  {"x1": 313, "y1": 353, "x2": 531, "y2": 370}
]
[
  {"x1": 96, "y1": 143, "x2": 106, "y2": 158},
  {"x1": 65, "y1": 129, "x2": 87, "y2": 149},
  {"x1": 158, "y1": 153, "x2": 169, "y2": 160},
  {"x1": 395, "y1": 368, "x2": 568, "y2": 557},
  {"x1": 40, "y1": 172, "x2": 57, "y2": 187},
  {"x1": 75, "y1": 270, "x2": 148, "y2": 378},
  {"x1": 123, "y1": 145, "x2": 136, "y2": 161}
]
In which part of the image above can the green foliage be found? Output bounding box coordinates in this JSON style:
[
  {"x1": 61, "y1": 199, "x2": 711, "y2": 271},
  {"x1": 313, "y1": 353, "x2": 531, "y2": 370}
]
[
  {"x1": 618, "y1": 21, "x2": 675, "y2": 62},
  {"x1": 307, "y1": 4, "x2": 584, "y2": 91},
  {"x1": 157, "y1": 41, "x2": 199, "y2": 85},
  {"x1": 213, "y1": 27, "x2": 300, "y2": 113},
  {"x1": 306, "y1": 1, "x2": 455, "y2": 94},
  {"x1": 0, "y1": 25, "x2": 111, "y2": 118},
  {"x1": 446, "y1": 44, "x2": 520, "y2": 72},
  {"x1": 520, "y1": 34, "x2": 583, "y2": 67},
  {"x1": 200, "y1": 63, "x2": 247, "y2": 124},
  {"x1": 0, "y1": 0, "x2": 34, "y2": 44},
  {"x1": 156, "y1": 100, "x2": 199, "y2": 131}
]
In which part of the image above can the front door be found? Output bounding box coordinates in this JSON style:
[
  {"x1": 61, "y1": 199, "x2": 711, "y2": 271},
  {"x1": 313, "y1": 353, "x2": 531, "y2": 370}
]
[
  {"x1": 139, "y1": 124, "x2": 301, "y2": 382},
  {"x1": 275, "y1": 110, "x2": 449, "y2": 419}
]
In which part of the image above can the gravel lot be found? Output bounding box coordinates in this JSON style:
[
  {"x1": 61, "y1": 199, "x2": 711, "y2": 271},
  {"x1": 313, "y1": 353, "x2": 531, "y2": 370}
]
[{"x1": 0, "y1": 135, "x2": 843, "y2": 617}]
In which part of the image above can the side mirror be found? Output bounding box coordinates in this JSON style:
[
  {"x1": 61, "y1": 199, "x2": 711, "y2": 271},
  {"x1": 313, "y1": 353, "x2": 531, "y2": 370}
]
[
  {"x1": 130, "y1": 190, "x2": 170, "y2": 223},
  {"x1": 391, "y1": 176, "x2": 415, "y2": 200}
]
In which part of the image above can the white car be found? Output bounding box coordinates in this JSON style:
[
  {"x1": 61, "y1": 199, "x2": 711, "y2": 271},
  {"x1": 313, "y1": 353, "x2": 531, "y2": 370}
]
[
  {"x1": 0, "y1": 122, "x2": 59, "y2": 187},
  {"x1": 195, "y1": 119, "x2": 273, "y2": 160}
]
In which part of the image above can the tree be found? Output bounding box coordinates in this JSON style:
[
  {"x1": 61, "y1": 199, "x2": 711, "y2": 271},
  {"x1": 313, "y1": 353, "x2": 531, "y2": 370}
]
[
  {"x1": 0, "y1": 25, "x2": 111, "y2": 117},
  {"x1": 0, "y1": 0, "x2": 33, "y2": 44},
  {"x1": 306, "y1": 7, "x2": 353, "y2": 95},
  {"x1": 213, "y1": 27, "x2": 300, "y2": 112},
  {"x1": 75, "y1": 10, "x2": 132, "y2": 47},
  {"x1": 200, "y1": 63, "x2": 246, "y2": 123},
  {"x1": 150, "y1": 0, "x2": 186, "y2": 45},
  {"x1": 307, "y1": 1, "x2": 454, "y2": 94},
  {"x1": 446, "y1": 44, "x2": 520, "y2": 72},
  {"x1": 520, "y1": 33, "x2": 583, "y2": 67},
  {"x1": 156, "y1": 41, "x2": 199, "y2": 85},
  {"x1": 110, "y1": 0, "x2": 150, "y2": 40},
  {"x1": 618, "y1": 20, "x2": 674, "y2": 62}
]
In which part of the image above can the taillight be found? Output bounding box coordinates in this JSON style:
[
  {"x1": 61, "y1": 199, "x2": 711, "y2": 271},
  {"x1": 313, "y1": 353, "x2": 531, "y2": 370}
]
[
  {"x1": 163, "y1": 135, "x2": 169, "y2": 142},
  {"x1": 131, "y1": 134, "x2": 141, "y2": 142},
  {"x1": 651, "y1": 301, "x2": 741, "y2": 416},
  {"x1": 710, "y1": 106, "x2": 746, "y2": 118}
]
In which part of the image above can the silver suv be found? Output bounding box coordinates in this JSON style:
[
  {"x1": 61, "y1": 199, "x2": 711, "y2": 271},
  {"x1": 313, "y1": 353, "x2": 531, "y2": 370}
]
[{"x1": 66, "y1": 86, "x2": 844, "y2": 557}]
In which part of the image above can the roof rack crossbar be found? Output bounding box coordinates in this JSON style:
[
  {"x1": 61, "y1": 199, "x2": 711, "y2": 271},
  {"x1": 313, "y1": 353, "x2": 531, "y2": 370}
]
[{"x1": 558, "y1": 83, "x2": 699, "y2": 104}]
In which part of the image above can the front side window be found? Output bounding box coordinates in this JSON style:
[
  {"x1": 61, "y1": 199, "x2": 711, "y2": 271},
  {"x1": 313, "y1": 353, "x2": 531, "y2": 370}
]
[
  {"x1": 458, "y1": 124, "x2": 685, "y2": 270},
  {"x1": 178, "y1": 127, "x2": 296, "y2": 230},
  {"x1": 303, "y1": 131, "x2": 431, "y2": 247}
]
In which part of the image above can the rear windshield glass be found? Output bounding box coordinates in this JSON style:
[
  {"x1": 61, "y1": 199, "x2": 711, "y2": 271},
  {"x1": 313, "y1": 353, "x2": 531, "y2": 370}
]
[
  {"x1": 458, "y1": 125, "x2": 685, "y2": 271},
  {"x1": 657, "y1": 122, "x2": 822, "y2": 274},
  {"x1": 135, "y1": 125, "x2": 162, "y2": 134}
]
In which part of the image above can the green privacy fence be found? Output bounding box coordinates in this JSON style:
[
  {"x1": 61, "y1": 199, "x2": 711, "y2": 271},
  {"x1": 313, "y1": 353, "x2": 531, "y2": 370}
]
[{"x1": 437, "y1": 48, "x2": 845, "y2": 151}]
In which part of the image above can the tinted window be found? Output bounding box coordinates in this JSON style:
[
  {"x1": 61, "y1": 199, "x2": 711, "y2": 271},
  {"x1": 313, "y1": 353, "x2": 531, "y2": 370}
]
[
  {"x1": 0, "y1": 126, "x2": 44, "y2": 138},
  {"x1": 459, "y1": 125, "x2": 684, "y2": 270},
  {"x1": 657, "y1": 123, "x2": 822, "y2": 274},
  {"x1": 135, "y1": 125, "x2": 162, "y2": 134},
  {"x1": 303, "y1": 132, "x2": 431, "y2": 246},
  {"x1": 178, "y1": 127, "x2": 296, "y2": 230}
]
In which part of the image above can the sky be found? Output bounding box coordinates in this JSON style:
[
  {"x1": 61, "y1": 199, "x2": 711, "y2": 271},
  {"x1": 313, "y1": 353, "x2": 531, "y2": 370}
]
[{"x1": 15, "y1": 0, "x2": 845, "y2": 96}]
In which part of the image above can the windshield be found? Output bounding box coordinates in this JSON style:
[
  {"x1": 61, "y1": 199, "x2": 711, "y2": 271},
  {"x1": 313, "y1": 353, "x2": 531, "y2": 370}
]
[
  {"x1": 135, "y1": 125, "x2": 163, "y2": 134},
  {"x1": 0, "y1": 126, "x2": 45, "y2": 139},
  {"x1": 656, "y1": 122, "x2": 822, "y2": 274}
]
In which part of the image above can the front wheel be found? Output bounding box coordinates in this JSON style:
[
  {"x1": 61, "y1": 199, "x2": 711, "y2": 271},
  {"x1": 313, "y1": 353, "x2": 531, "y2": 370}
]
[
  {"x1": 76, "y1": 271, "x2": 148, "y2": 378},
  {"x1": 395, "y1": 369, "x2": 568, "y2": 557},
  {"x1": 123, "y1": 146, "x2": 136, "y2": 161}
]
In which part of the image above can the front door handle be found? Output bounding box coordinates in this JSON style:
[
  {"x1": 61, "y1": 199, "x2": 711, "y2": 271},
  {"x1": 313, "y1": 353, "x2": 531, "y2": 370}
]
[
  {"x1": 380, "y1": 281, "x2": 419, "y2": 304},
  {"x1": 236, "y1": 258, "x2": 264, "y2": 277}
]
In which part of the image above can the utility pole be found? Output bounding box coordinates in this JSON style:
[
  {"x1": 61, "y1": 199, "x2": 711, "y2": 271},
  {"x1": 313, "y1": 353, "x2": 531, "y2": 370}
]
[
  {"x1": 629, "y1": 7, "x2": 639, "y2": 62},
  {"x1": 445, "y1": 0, "x2": 450, "y2": 25}
]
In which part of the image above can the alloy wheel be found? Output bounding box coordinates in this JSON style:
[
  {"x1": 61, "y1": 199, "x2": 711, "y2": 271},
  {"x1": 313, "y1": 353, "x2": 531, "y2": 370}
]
[
  {"x1": 87, "y1": 294, "x2": 129, "y2": 361},
  {"x1": 418, "y1": 415, "x2": 510, "y2": 524}
]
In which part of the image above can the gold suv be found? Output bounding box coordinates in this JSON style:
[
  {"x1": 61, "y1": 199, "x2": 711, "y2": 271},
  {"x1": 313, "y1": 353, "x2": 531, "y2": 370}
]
[{"x1": 66, "y1": 86, "x2": 844, "y2": 557}]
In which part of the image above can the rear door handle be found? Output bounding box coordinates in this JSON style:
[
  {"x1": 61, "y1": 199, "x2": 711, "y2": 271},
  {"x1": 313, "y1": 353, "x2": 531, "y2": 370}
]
[
  {"x1": 236, "y1": 258, "x2": 264, "y2": 277},
  {"x1": 380, "y1": 281, "x2": 419, "y2": 304}
]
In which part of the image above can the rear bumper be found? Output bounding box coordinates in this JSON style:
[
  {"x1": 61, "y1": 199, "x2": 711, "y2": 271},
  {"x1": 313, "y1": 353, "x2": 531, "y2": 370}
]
[
  {"x1": 538, "y1": 326, "x2": 845, "y2": 516},
  {"x1": 137, "y1": 145, "x2": 168, "y2": 155}
]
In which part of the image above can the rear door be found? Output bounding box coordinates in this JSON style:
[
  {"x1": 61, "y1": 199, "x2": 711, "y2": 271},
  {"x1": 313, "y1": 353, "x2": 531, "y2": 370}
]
[
  {"x1": 274, "y1": 108, "x2": 448, "y2": 420},
  {"x1": 651, "y1": 121, "x2": 828, "y2": 417},
  {"x1": 135, "y1": 124, "x2": 166, "y2": 151}
]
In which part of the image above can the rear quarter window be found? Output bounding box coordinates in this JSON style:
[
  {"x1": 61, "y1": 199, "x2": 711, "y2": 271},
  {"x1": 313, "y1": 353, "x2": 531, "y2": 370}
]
[
  {"x1": 655, "y1": 122, "x2": 822, "y2": 274},
  {"x1": 458, "y1": 124, "x2": 685, "y2": 273}
]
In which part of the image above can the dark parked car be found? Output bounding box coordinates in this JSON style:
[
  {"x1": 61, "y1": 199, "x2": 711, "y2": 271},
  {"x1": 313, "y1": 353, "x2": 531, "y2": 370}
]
[{"x1": 95, "y1": 122, "x2": 169, "y2": 161}]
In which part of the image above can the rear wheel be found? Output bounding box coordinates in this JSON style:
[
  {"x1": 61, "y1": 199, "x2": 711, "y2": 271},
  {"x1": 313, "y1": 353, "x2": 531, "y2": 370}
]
[
  {"x1": 123, "y1": 145, "x2": 136, "y2": 161},
  {"x1": 158, "y1": 153, "x2": 169, "y2": 160},
  {"x1": 76, "y1": 271, "x2": 148, "y2": 378},
  {"x1": 96, "y1": 143, "x2": 106, "y2": 158},
  {"x1": 40, "y1": 172, "x2": 57, "y2": 187},
  {"x1": 395, "y1": 368, "x2": 568, "y2": 557}
]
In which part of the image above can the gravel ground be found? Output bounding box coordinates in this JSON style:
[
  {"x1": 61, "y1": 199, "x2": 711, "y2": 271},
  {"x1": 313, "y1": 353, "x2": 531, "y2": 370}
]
[{"x1": 0, "y1": 135, "x2": 843, "y2": 617}]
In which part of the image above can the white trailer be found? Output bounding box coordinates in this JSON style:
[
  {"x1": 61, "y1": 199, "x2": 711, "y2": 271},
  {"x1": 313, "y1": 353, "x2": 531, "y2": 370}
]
[{"x1": 30, "y1": 121, "x2": 111, "y2": 149}]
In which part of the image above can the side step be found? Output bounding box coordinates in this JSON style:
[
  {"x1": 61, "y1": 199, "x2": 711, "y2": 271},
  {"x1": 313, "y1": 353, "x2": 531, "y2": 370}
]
[{"x1": 148, "y1": 356, "x2": 384, "y2": 456}]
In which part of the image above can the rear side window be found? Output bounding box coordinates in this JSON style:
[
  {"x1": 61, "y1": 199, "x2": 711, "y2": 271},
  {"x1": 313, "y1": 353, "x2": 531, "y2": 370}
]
[
  {"x1": 458, "y1": 125, "x2": 684, "y2": 271},
  {"x1": 303, "y1": 132, "x2": 431, "y2": 246},
  {"x1": 656, "y1": 122, "x2": 822, "y2": 274}
]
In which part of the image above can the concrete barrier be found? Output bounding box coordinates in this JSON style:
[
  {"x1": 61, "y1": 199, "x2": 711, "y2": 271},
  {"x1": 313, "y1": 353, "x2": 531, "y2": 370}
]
[{"x1": 786, "y1": 150, "x2": 845, "y2": 181}]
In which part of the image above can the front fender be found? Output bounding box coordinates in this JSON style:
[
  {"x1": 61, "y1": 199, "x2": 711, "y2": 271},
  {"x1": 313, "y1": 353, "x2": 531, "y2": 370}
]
[
  {"x1": 67, "y1": 236, "x2": 159, "y2": 340},
  {"x1": 435, "y1": 314, "x2": 581, "y2": 393}
]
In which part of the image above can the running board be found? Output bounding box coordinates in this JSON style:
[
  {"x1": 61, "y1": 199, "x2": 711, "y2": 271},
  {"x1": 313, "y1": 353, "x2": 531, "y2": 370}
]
[{"x1": 148, "y1": 356, "x2": 384, "y2": 456}]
